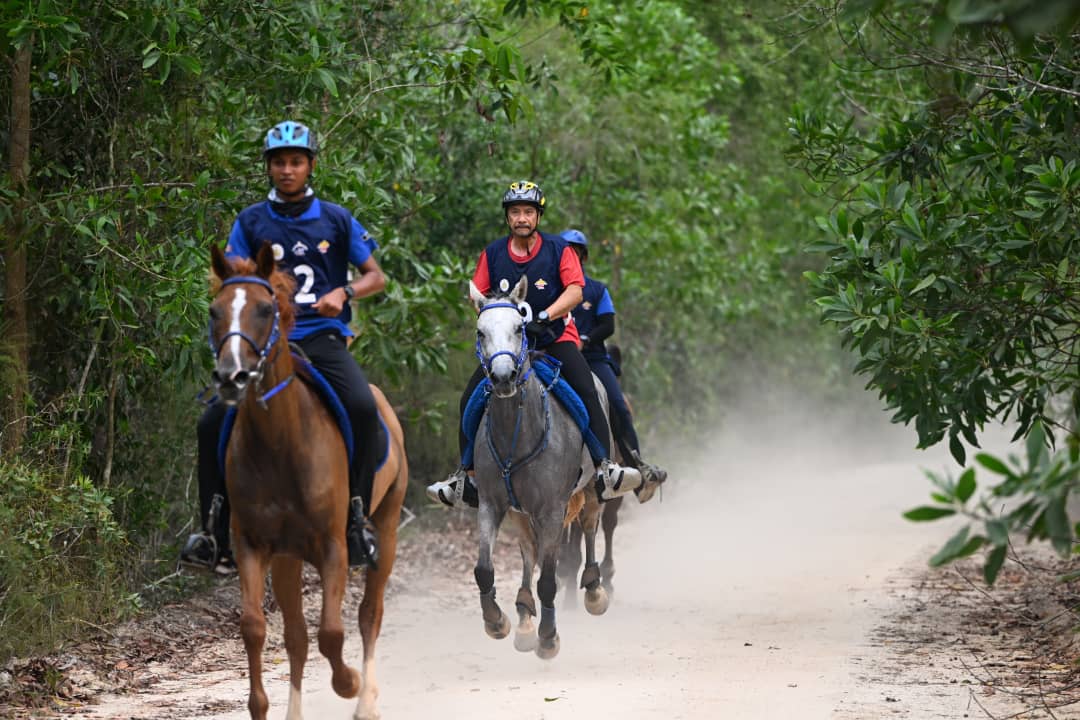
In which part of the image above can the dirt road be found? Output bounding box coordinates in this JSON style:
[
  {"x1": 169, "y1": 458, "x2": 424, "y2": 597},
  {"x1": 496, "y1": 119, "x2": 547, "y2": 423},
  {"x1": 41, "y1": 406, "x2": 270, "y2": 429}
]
[{"x1": 72, "y1": 409, "x2": 1076, "y2": 720}]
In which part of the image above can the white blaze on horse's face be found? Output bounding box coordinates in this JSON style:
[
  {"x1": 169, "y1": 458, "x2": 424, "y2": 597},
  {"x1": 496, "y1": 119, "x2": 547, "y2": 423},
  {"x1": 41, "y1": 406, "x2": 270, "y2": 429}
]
[
  {"x1": 477, "y1": 300, "x2": 525, "y2": 392},
  {"x1": 226, "y1": 287, "x2": 248, "y2": 374}
]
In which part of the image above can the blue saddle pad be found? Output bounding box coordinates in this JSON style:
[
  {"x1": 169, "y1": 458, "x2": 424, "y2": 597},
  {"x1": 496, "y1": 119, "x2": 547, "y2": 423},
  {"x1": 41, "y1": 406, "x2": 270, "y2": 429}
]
[
  {"x1": 461, "y1": 354, "x2": 605, "y2": 467},
  {"x1": 218, "y1": 355, "x2": 389, "y2": 476}
]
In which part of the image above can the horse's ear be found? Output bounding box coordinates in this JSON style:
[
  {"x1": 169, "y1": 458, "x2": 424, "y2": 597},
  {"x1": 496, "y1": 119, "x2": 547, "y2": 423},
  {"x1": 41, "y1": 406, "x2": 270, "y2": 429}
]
[
  {"x1": 510, "y1": 275, "x2": 529, "y2": 304},
  {"x1": 469, "y1": 280, "x2": 486, "y2": 310},
  {"x1": 211, "y1": 244, "x2": 230, "y2": 280},
  {"x1": 255, "y1": 242, "x2": 275, "y2": 279}
]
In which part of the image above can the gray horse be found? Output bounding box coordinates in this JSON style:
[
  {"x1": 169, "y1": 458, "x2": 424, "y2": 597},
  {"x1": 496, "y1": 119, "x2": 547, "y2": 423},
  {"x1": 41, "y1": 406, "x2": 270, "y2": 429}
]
[{"x1": 469, "y1": 276, "x2": 610, "y2": 660}]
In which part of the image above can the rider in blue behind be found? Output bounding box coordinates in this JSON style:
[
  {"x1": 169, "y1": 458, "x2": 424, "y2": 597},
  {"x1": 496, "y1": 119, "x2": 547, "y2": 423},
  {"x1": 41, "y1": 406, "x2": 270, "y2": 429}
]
[
  {"x1": 426, "y1": 181, "x2": 659, "y2": 508},
  {"x1": 561, "y1": 229, "x2": 666, "y2": 502},
  {"x1": 180, "y1": 120, "x2": 385, "y2": 573}
]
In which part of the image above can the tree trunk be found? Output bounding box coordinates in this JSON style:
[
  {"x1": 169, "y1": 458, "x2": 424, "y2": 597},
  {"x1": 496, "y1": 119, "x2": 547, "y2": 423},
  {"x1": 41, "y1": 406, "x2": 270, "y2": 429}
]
[{"x1": 3, "y1": 39, "x2": 33, "y2": 455}]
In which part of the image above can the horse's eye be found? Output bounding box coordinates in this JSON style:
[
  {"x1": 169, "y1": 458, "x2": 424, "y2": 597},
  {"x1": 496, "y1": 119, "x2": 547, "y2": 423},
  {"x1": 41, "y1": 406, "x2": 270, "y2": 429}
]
[
  {"x1": 476, "y1": 329, "x2": 485, "y2": 341},
  {"x1": 209, "y1": 306, "x2": 222, "y2": 321}
]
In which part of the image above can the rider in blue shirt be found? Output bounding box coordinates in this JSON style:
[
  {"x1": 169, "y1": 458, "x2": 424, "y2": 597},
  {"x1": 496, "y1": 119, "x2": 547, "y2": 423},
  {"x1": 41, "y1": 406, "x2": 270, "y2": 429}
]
[
  {"x1": 561, "y1": 229, "x2": 666, "y2": 502},
  {"x1": 181, "y1": 120, "x2": 385, "y2": 573}
]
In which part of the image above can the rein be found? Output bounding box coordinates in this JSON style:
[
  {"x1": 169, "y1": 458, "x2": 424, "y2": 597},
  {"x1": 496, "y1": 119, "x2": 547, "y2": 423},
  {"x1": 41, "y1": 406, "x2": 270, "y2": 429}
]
[
  {"x1": 475, "y1": 299, "x2": 560, "y2": 510},
  {"x1": 208, "y1": 275, "x2": 294, "y2": 408}
]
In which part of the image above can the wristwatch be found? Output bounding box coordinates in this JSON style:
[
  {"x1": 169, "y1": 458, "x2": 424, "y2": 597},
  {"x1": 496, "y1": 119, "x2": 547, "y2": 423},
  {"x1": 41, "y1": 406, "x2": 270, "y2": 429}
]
[
  {"x1": 538, "y1": 310, "x2": 550, "y2": 323},
  {"x1": 342, "y1": 285, "x2": 356, "y2": 300}
]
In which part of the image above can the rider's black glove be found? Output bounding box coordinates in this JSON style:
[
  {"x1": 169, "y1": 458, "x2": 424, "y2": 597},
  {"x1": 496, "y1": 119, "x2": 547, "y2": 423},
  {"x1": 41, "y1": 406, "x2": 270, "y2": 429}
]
[
  {"x1": 525, "y1": 317, "x2": 552, "y2": 339},
  {"x1": 525, "y1": 310, "x2": 555, "y2": 343}
]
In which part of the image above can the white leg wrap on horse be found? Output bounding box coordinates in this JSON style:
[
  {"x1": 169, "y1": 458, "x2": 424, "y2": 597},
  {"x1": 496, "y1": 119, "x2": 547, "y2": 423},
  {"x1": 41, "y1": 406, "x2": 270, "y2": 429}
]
[
  {"x1": 285, "y1": 682, "x2": 303, "y2": 720},
  {"x1": 354, "y1": 657, "x2": 380, "y2": 720}
]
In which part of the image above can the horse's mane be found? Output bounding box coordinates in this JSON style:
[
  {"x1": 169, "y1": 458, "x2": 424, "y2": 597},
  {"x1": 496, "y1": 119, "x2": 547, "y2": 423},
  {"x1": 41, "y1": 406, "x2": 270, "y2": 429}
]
[{"x1": 211, "y1": 256, "x2": 297, "y2": 332}]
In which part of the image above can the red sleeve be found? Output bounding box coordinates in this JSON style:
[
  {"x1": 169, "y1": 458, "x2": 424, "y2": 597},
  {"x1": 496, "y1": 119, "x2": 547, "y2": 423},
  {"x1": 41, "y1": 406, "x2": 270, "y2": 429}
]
[
  {"x1": 472, "y1": 250, "x2": 491, "y2": 295},
  {"x1": 559, "y1": 246, "x2": 585, "y2": 288}
]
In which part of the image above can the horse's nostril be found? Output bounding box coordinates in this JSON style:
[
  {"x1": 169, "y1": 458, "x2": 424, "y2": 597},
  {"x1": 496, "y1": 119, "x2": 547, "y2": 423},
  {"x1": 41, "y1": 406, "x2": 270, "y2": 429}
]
[{"x1": 234, "y1": 371, "x2": 250, "y2": 386}]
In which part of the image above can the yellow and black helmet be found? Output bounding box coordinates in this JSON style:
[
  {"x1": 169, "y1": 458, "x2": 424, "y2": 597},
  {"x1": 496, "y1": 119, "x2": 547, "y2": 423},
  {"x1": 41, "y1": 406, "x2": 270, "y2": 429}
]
[{"x1": 502, "y1": 180, "x2": 545, "y2": 214}]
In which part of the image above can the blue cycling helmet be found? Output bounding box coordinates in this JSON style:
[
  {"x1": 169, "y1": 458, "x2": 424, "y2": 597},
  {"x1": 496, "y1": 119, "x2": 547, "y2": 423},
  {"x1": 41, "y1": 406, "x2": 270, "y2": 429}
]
[
  {"x1": 263, "y1": 120, "x2": 318, "y2": 158},
  {"x1": 561, "y1": 229, "x2": 588, "y2": 247},
  {"x1": 502, "y1": 180, "x2": 546, "y2": 214}
]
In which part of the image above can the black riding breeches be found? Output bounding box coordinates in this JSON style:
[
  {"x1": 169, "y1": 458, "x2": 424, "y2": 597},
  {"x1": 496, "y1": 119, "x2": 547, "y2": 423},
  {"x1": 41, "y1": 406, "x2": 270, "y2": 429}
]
[
  {"x1": 296, "y1": 330, "x2": 379, "y2": 508},
  {"x1": 590, "y1": 357, "x2": 640, "y2": 462},
  {"x1": 197, "y1": 401, "x2": 230, "y2": 549},
  {"x1": 458, "y1": 341, "x2": 612, "y2": 467}
]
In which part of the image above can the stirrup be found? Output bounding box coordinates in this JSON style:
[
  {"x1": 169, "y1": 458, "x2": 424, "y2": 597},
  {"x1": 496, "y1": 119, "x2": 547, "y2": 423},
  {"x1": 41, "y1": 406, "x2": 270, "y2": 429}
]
[
  {"x1": 631, "y1": 450, "x2": 667, "y2": 504},
  {"x1": 347, "y1": 497, "x2": 378, "y2": 569},
  {"x1": 179, "y1": 532, "x2": 218, "y2": 571}
]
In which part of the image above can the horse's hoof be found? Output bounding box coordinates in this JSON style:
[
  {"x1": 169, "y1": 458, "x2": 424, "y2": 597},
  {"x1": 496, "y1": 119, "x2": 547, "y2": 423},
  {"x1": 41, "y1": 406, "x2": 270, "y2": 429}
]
[
  {"x1": 484, "y1": 612, "x2": 511, "y2": 639},
  {"x1": 535, "y1": 633, "x2": 560, "y2": 660},
  {"x1": 585, "y1": 586, "x2": 609, "y2": 616},
  {"x1": 353, "y1": 704, "x2": 380, "y2": 720},
  {"x1": 514, "y1": 627, "x2": 538, "y2": 652},
  {"x1": 333, "y1": 665, "x2": 361, "y2": 699}
]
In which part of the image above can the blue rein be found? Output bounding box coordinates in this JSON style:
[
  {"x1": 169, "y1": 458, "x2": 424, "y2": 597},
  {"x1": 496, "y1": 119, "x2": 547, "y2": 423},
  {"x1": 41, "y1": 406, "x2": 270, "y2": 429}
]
[
  {"x1": 207, "y1": 275, "x2": 293, "y2": 408},
  {"x1": 475, "y1": 300, "x2": 557, "y2": 510}
]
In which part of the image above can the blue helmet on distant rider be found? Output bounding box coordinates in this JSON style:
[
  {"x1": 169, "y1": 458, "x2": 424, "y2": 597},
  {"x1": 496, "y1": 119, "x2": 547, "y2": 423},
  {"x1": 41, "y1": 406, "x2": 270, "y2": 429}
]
[
  {"x1": 561, "y1": 229, "x2": 588, "y2": 247},
  {"x1": 502, "y1": 180, "x2": 545, "y2": 215},
  {"x1": 263, "y1": 120, "x2": 318, "y2": 158}
]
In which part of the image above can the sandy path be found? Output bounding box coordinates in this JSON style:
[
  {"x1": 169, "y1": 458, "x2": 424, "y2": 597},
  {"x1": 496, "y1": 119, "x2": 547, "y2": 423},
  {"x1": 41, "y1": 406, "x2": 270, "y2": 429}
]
[{"x1": 79, "y1": 412, "x2": 1011, "y2": 720}]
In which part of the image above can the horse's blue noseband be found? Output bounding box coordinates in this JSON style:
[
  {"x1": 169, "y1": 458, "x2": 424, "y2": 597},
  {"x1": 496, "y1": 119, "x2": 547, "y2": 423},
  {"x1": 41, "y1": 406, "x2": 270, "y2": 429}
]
[
  {"x1": 208, "y1": 275, "x2": 283, "y2": 366},
  {"x1": 475, "y1": 301, "x2": 530, "y2": 385}
]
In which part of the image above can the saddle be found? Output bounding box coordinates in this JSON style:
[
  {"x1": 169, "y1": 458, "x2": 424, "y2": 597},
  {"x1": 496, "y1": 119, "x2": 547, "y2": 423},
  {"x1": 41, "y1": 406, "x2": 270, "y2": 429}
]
[
  {"x1": 218, "y1": 354, "x2": 389, "y2": 475},
  {"x1": 460, "y1": 354, "x2": 605, "y2": 468}
]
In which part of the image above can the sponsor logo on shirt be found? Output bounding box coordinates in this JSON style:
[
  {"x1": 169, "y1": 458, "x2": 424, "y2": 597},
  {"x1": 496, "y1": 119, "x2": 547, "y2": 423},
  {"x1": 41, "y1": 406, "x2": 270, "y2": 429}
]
[
  {"x1": 582, "y1": 301, "x2": 593, "y2": 310},
  {"x1": 318, "y1": 240, "x2": 331, "y2": 254},
  {"x1": 534, "y1": 278, "x2": 548, "y2": 290},
  {"x1": 292, "y1": 241, "x2": 308, "y2": 257}
]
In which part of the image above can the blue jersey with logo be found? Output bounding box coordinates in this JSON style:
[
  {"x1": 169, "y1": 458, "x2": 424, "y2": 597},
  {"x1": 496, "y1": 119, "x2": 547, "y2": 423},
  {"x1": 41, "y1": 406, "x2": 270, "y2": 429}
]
[
  {"x1": 225, "y1": 198, "x2": 375, "y2": 339},
  {"x1": 573, "y1": 277, "x2": 616, "y2": 361},
  {"x1": 483, "y1": 231, "x2": 568, "y2": 321}
]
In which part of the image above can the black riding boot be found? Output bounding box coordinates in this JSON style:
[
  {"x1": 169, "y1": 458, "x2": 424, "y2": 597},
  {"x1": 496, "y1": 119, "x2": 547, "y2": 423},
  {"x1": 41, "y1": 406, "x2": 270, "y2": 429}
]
[{"x1": 346, "y1": 481, "x2": 379, "y2": 569}]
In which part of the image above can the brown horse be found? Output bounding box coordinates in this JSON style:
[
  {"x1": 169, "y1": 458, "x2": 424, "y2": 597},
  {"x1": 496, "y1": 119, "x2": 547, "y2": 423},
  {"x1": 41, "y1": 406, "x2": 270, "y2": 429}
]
[{"x1": 208, "y1": 243, "x2": 407, "y2": 720}]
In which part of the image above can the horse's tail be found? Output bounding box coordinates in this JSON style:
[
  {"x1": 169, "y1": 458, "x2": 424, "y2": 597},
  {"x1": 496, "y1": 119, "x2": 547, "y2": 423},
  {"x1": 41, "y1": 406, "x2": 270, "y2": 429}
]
[{"x1": 564, "y1": 489, "x2": 585, "y2": 528}]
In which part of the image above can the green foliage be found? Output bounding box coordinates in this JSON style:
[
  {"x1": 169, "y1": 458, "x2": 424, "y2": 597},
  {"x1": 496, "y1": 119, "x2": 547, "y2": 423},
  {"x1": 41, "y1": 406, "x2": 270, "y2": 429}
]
[
  {"x1": 0, "y1": 459, "x2": 136, "y2": 658},
  {"x1": 794, "y1": 1, "x2": 1080, "y2": 577},
  {"x1": 904, "y1": 422, "x2": 1079, "y2": 584}
]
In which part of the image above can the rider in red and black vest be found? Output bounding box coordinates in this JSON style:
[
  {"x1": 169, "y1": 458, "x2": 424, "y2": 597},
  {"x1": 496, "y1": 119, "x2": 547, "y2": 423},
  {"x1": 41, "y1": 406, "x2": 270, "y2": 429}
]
[
  {"x1": 180, "y1": 120, "x2": 384, "y2": 573},
  {"x1": 562, "y1": 228, "x2": 667, "y2": 502},
  {"x1": 427, "y1": 181, "x2": 647, "y2": 507}
]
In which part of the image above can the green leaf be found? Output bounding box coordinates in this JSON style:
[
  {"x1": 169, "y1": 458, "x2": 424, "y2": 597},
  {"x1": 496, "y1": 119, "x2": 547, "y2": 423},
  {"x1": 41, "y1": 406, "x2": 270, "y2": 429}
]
[
  {"x1": 910, "y1": 274, "x2": 937, "y2": 295},
  {"x1": 1026, "y1": 422, "x2": 1046, "y2": 466},
  {"x1": 975, "y1": 453, "x2": 1013, "y2": 476},
  {"x1": 983, "y1": 544, "x2": 1007, "y2": 585},
  {"x1": 950, "y1": 433, "x2": 966, "y2": 465},
  {"x1": 930, "y1": 526, "x2": 976, "y2": 567},
  {"x1": 904, "y1": 506, "x2": 957, "y2": 522},
  {"x1": 955, "y1": 467, "x2": 976, "y2": 503}
]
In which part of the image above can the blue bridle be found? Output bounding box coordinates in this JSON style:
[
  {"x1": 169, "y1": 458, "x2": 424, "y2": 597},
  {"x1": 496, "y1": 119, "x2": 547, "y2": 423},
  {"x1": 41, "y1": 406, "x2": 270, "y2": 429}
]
[
  {"x1": 475, "y1": 301, "x2": 531, "y2": 387},
  {"x1": 207, "y1": 275, "x2": 292, "y2": 407}
]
